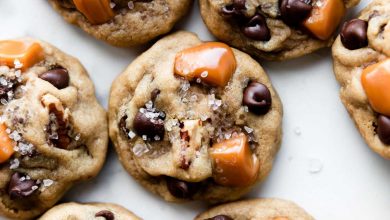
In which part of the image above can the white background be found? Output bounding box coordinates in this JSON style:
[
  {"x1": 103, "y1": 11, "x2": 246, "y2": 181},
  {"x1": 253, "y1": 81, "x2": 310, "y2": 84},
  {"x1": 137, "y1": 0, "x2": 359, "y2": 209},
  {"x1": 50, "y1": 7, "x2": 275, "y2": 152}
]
[{"x1": 0, "y1": 0, "x2": 389, "y2": 219}]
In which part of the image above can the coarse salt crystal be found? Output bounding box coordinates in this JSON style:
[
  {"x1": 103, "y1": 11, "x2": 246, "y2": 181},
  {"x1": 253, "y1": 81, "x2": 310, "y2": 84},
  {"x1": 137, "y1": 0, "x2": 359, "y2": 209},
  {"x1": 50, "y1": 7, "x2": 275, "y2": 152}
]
[
  {"x1": 142, "y1": 135, "x2": 147, "y2": 140},
  {"x1": 133, "y1": 143, "x2": 149, "y2": 157},
  {"x1": 10, "y1": 158, "x2": 19, "y2": 169},
  {"x1": 244, "y1": 106, "x2": 249, "y2": 112},
  {"x1": 43, "y1": 179, "x2": 54, "y2": 187},
  {"x1": 14, "y1": 59, "x2": 23, "y2": 69},
  {"x1": 200, "y1": 71, "x2": 208, "y2": 78},
  {"x1": 109, "y1": 2, "x2": 116, "y2": 8},
  {"x1": 244, "y1": 126, "x2": 253, "y2": 133},
  {"x1": 31, "y1": 185, "x2": 38, "y2": 191},
  {"x1": 196, "y1": 78, "x2": 201, "y2": 83},
  {"x1": 154, "y1": 135, "x2": 161, "y2": 141}
]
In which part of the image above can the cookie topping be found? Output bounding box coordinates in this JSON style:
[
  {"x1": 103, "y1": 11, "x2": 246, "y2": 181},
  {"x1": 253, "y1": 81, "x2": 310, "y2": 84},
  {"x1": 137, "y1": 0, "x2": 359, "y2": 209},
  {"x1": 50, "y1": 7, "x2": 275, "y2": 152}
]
[
  {"x1": 8, "y1": 172, "x2": 38, "y2": 199},
  {"x1": 73, "y1": 0, "x2": 114, "y2": 24},
  {"x1": 361, "y1": 59, "x2": 390, "y2": 116},
  {"x1": 209, "y1": 134, "x2": 259, "y2": 187},
  {"x1": 133, "y1": 102, "x2": 165, "y2": 141},
  {"x1": 340, "y1": 19, "x2": 368, "y2": 50},
  {"x1": 243, "y1": 82, "x2": 272, "y2": 115},
  {"x1": 302, "y1": 0, "x2": 345, "y2": 40},
  {"x1": 95, "y1": 210, "x2": 115, "y2": 220},
  {"x1": 174, "y1": 42, "x2": 236, "y2": 87},
  {"x1": 39, "y1": 67, "x2": 70, "y2": 89},
  {"x1": 0, "y1": 40, "x2": 44, "y2": 70},
  {"x1": 242, "y1": 14, "x2": 271, "y2": 41},
  {"x1": 166, "y1": 177, "x2": 200, "y2": 199},
  {"x1": 206, "y1": 215, "x2": 233, "y2": 220},
  {"x1": 377, "y1": 115, "x2": 390, "y2": 145},
  {"x1": 0, "y1": 123, "x2": 14, "y2": 163},
  {"x1": 280, "y1": 0, "x2": 313, "y2": 26}
]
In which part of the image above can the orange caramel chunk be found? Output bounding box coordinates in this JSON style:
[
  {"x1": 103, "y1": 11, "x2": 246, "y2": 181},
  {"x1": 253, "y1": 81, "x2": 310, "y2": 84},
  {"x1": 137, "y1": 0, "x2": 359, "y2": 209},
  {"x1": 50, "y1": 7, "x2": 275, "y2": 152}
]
[
  {"x1": 174, "y1": 42, "x2": 237, "y2": 87},
  {"x1": 0, "y1": 124, "x2": 14, "y2": 164},
  {"x1": 73, "y1": 0, "x2": 114, "y2": 25},
  {"x1": 0, "y1": 40, "x2": 43, "y2": 70},
  {"x1": 361, "y1": 59, "x2": 390, "y2": 116},
  {"x1": 209, "y1": 134, "x2": 260, "y2": 187},
  {"x1": 303, "y1": 0, "x2": 345, "y2": 40}
]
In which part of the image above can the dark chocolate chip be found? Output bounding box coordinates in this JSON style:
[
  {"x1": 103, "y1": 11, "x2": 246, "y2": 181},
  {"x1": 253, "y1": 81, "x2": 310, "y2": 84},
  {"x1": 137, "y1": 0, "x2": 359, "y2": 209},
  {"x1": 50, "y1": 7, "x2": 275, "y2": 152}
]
[
  {"x1": 243, "y1": 82, "x2": 272, "y2": 115},
  {"x1": 279, "y1": 0, "x2": 312, "y2": 26},
  {"x1": 8, "y1": 173, "x2": 38, "y2": 199},
  {"x1": 166, "y1": 177, "x2": 200, "y2": 199},
  {"x1": 46, "y1": 103, "x2": 72, "y2": 149},
  {"x1": 206, "y1": 215, "x2": 234, "y2": 220},
  {"x1": 95, "y1": 210, "x2": 115, "y2": 220},
  {"x1": 340, "y1": 19, "x2": 369, "y2": 50},
  {"x1": 133, "y1": 109, "x2": 165, "y2": 140},
  {"x1": 119, "y1": 115, "x2": 129, "y2": 136},
  {"x1": 39, "y1": 67, "x2": 70, "y2": 89},
  {"x1": 151, "y1": 89, "x2": 161, "y2": 102},
  {"x1": 221, "y1": 0, "x2": 246, "y2": 17},
  {"x1": 242, "y1": 14, "x2": 271, "y2": 41},
  {"x1": 377, "y1": 115, "x2": 390, "y2": 145}
]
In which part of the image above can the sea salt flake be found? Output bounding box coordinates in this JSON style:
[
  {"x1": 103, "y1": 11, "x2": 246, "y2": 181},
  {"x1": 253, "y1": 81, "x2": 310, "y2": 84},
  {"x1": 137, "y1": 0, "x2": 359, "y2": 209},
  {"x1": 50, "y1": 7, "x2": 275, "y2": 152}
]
[
  {"x1": 43, "y1": 179, "x2": 54, "y2": 187},
  {"x1": 14, "y1": 59, "x2": 23, "y2": 69},
  {"x1": 154, "y1": 135, "x2": 161, "y2": 141},
  {"x1": 244, "y1": 106, "x2": 249, "y2": 112},
  {"x1": 128, "y1": 130, "x2": 136, "y2": 139},
  {"x1": 142, "y1": 135, "x2": 147, "y2": 140},
  {"x1": 196, "y1": 78, "x2": 201, "y2": 83},
  {"x1": 10, "y1": 158, "x2": 19, "y2": 169},
  {"x1": 128, "y1": 1, "x2": 134, "y2": 9},
  {"x1": 31, "y1": 185, "x2": 38, "y2": 191},
  {"x1": 145, "y1": 101, "x2": 153, "y2": 109},
  {"x1": 200, "y1": 71, "x2": 208, "y2": 78},
  {"x1": 244, "y1": 126, "x2": 253, "y2": 133},
  {"x1": 308, "y1": 158, "x2": 323, "y2": 174},
  {"x1": 0, "y1": 66, "x2": 9, "y2": 74},
  {"x1": 132, "y1": 143, "x2": 149, "y2": 157},
  {"x1": 109, "y1": 2, "x2": 116, "y2": 8}
]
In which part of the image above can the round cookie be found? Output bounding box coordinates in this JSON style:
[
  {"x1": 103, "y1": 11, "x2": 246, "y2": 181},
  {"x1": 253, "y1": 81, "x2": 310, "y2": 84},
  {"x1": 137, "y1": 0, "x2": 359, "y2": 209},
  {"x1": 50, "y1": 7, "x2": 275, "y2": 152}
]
[
  {"x1": 332, "y1": 0, "x2": 390, "y2": 159},
  {"x1": 199, "y1": 0, "x2": 360, "y2": 61},
  {"x1": 0, "y1": 39, "x2": 107, "y2": 219},
  {"x1": 109, "y1": 31, "x2": 282, "y2": 203},
  {"x1": 48, "y1": 0, "x2": 192, "y2": 47},
  {"x1": 195, "y1": 198, "x2": 314, "y2": 220},
  {"x1": 39, "y1": 202, "x2": 140, "y2": 220}
]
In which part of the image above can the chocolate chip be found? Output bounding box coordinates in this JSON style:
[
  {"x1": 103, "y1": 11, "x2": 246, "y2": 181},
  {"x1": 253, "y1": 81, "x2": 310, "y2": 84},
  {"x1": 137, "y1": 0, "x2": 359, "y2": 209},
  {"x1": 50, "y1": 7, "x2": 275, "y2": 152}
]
[
  {"x1": 46, "y1": 103, "x2": 72, "y2": 149},
  {"x1": 151, "y1": 89, "x2": 161, "y2": 102},
  {"x1": 280, "y1": 0, "x2": 312, "y2": 26},
  {"x1": 242, "y1": 14, "x2": 271, "y2": 41},
  {"x1": 8, "y1": 173, "x2": 38, "y2": 199},
  {"x1": 119, "y1": 115, "x2": 129, "y2": 136},
  {"x1": 377, "y1": 115, "x2": 390, "y2": 145},
  {"x1": 221, "y1": 0, "x2": 246, "y2": 17},
  {"x1": 340, "y1": 19, "x2": 369, "y2": 50},
  {"x1": 206, "y1": 215, "x2": 234, "y2": 220},
  {"x1": 243, "y1": 82, "x2": 272, "y2": 115},
  {"x1": 166, "y1": 177, "x2": 200, "y2": 199},
  {"x1": 95, "y1": 210, "x2": 115, "y2": 220},
  {"x1": 39, "y1": 67, "x2": 70, "y2": 89},
  {"x1": 133, "y1": 109, "x2": 165, "y2": 140}
]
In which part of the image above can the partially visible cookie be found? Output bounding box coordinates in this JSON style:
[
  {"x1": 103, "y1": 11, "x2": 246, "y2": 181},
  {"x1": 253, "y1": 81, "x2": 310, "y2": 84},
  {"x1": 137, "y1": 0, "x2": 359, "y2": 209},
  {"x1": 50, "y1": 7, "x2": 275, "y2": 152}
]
[
  {"x1": 195, "y1": 198, "x2": 314, "y2": 220},
  {"x1": 48, "y1": 0, "x2": 192, "y2": 47},
  {"x1": 199, "y1": 0, "x2": 360, "y2": 61},
  {"x1": 109, "y1": 31, "x2": 282, "y2": 203},
  {"x1": 332, "y1": 0, "x2": 390, "y2": 159},
  {"x1": 0, "y1": 39, "x2": 108, "y2": 219},
  {"x1": 39, "y1": 202, "x2": 141, "y2": 220}
]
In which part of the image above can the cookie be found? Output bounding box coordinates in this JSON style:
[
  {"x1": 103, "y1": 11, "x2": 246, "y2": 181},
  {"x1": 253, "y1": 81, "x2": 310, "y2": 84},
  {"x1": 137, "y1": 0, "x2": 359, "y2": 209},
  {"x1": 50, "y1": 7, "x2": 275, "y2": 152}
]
[
  {"x1": 199, "y1": 0, "x2": 360, "y2": 61},
  {"x1": 332, "y1": 0, "x2": 390, "y2": 159},
  {"x1": 109, "y1": 31, "x2": 282, "y2": 203},
  {"x1": 48, "y1": 0, "x2": 192, "y2": 47},
  {"x1": 39, "y1": 202, "x2": 141, "y2": 220},
  {"x1": 195, "y1": 198, "x2": 314, "y2": 220},
  {"x1": 0, "y1": 39, "x2": 108, "y2": 219}
]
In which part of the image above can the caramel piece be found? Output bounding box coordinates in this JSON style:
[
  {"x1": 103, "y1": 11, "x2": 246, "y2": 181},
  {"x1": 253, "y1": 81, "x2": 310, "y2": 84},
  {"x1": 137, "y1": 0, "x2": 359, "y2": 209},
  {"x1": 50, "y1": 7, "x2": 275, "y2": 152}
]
[
  {"x1": 209, "y1": 134, "x2": 259, "y2": 187},
  {"x1": 73, "y1": 0, "x2": 114, "y2": 25},
  {"x1": 174, "y1": 42, "x2": 236, "y2": 87},
  {"x1": 0, "y1": 40, "x2": 43, "y2": 70},
  {"x1": 303, "y1": 0, "x2": 345, "y2": 40},
  {"x1": 361, "y1": 59, "x2": 390, "y2": 116},
  {"x1": 0, "y1": 124, "x2": 14, "y2": 163}
]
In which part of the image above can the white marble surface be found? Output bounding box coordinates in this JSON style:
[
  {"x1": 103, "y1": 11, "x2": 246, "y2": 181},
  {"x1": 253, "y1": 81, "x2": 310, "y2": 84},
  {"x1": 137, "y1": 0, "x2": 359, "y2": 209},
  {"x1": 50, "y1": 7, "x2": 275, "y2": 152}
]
[{"x1": 0, "y1": 0, "x2": 389, "y2": 219}]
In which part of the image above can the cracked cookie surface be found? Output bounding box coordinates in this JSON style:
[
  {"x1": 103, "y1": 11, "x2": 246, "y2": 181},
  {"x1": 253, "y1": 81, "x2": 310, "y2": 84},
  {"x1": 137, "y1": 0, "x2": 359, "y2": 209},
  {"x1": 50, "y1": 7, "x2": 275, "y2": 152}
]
[
  {"x1": 195, "y1": 198, "x2": 314, "y2": 220},
  {"x1": 48, "y1": 0, "x2": 192, "y2": 47},
  {"x1": 0, "y1": 38, "x2": 108, "y2": 219},
  {"x1": 199, "y1": 0, "x2": 360, "y2": 61},
  {"x1": 39, "y1": 202, "x2": 140, "y2": 220},
  {"x1": 332, "y1": 0, "x2": 390, "y2": 159},
  {"x1": 109, "y1": 31, "x2": 282, "y2": 203}
]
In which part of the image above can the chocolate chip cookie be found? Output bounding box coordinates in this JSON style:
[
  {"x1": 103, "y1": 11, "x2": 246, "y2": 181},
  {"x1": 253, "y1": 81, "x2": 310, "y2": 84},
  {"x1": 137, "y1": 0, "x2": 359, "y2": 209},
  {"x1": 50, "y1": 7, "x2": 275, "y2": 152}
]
[
  {"x1": 0, "y1": 38, "x2": 108, "y2": 219},
  {"x1": 39, "y1": 202, "x2": 140, "y2": 220},
  {"x1": 332, "y1": 0, "x2": 390, "y2": 159},
  {"x1": 48, "y1": 0, "x2": 192, "y2": 47},
  {"x1": 109, "y1": 31, "x2": 282, "y2": 203},
  {"x1": 199, "y1": 0, "x2": 360, "y2": 61},
  {"x1": 195, "y1": 198, "x2": 314, "y2": 220}
]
